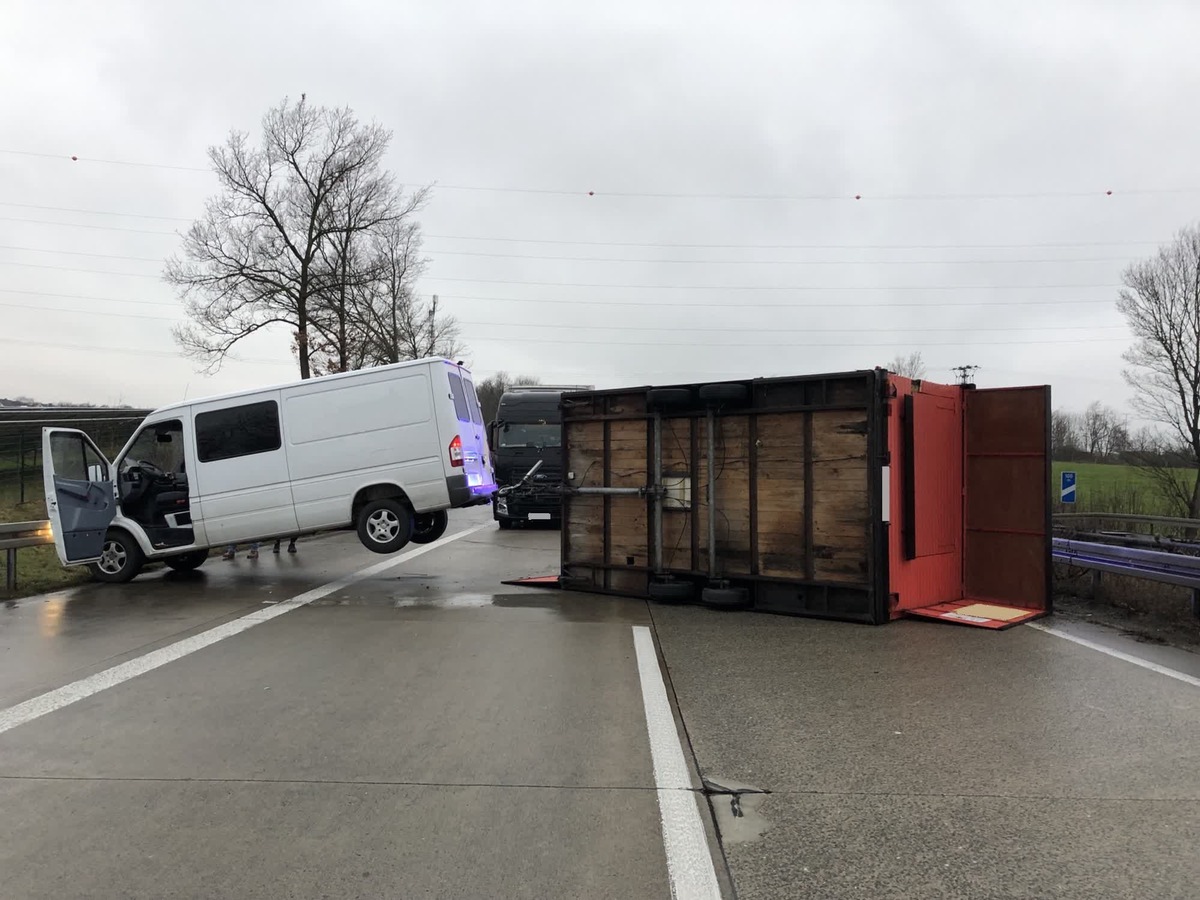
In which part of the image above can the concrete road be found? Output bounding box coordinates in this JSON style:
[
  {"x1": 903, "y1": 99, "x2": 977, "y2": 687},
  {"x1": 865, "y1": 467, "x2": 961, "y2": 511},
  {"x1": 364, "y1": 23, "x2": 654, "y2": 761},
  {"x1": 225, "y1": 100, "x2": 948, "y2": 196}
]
[
  {"x1": 0, "y1": 510, "x2": 722, "y2": 900},
  {"x1": 1, "y1": 507, "x2": 1198, "y2": 899}
]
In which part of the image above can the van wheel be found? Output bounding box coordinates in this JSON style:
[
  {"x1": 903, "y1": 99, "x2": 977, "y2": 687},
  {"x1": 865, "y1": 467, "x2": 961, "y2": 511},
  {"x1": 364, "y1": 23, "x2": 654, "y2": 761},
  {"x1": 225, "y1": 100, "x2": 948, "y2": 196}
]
[
  {"x1": 88, "y1": 531, "x2": 146, "y2": 583},
  {"x1": 163, "y1": 549, "x2": 209, "y2": 572},
  {"x1": 498, "y1": 519, "x2": 514, "y2": 530},
  {"x1": 410, "y1": 510, "x2": 449, "y2": 545},
  {"x1": 356, "y1": 498, "x2": 413, "y2": 554}
]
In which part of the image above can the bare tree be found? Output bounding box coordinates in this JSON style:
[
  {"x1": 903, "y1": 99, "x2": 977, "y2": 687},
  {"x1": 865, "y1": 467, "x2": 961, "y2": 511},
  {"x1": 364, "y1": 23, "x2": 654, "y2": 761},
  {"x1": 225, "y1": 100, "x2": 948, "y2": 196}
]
[
  {"x1": 1127, "y1": 428, "x2": 1194, "y2": 516},
  {"x1": 887, "y1": 351, "x2": 927, "y2": 380},
  {"x1": 475, "y1": 372, "x2": 542, "y2": 423},
  {"x1": 166, "y1": 96, "x2": 394, "y2": 379},
  {"x1": 364, "y1": 219, "x2": 462, "y2": 363},
  {"x1": 1117, "y1": 222, "x2": 1200, "y2": 515},
  {"x1": 1080, "y1": 401, "x2": 1119, "y2": 457},
  {"x1": 1051, "y1": 409, "x2": 1081, "y2": 459}
]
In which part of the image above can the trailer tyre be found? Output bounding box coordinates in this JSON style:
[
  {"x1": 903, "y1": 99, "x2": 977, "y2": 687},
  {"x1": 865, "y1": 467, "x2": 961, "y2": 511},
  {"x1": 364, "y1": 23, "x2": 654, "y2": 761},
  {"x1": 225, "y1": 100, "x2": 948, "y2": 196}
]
[
  {"x1": 648, "y1": 580, "x2": 694, "y2": 604},
  {"x1": 646, "y1": 388, "x2": 693, "y2": 409},
  {"x1": 698, "y1": 383, "x2": 749, "y2": 405},
  {"x1": 356, "y1": 498, "x2": 414, "y2": 554},
  {"x1": 410, "y1": 510, "x2": 449, "y2": 545},
  {"x1": 88, "y1": 530, "x2": 146, "y2": 583},
  {"x1": 700, "y1": 586, "x2": 752, "y2": 610},
  {"x1": 163, "y1": 549, "x2": 209, "y2": 572}
]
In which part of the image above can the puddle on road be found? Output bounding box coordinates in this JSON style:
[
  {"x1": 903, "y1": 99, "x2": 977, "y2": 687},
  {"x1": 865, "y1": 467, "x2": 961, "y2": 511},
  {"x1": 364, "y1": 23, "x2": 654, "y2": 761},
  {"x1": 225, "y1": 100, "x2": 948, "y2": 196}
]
[{"x1": 393, "y1": 593, "x2": 494, "y2": 609}]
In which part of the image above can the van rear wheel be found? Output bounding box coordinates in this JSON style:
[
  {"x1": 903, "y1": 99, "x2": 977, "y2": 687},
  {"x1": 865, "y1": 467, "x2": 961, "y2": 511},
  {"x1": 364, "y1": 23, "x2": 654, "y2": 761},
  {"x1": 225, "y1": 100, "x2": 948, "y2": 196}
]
[
  {"x1": 163, "y1": 549, "x2": 209, "y2": 572},
  {"x1": 410, "y1": 510, "x2": 449, "y2": 545},
  {"x1": 88, "y1": 531, "x2": 146, "y2": 583},
  {"x1": 356, "y1": 498, "x2": 414, "y2": 554}
]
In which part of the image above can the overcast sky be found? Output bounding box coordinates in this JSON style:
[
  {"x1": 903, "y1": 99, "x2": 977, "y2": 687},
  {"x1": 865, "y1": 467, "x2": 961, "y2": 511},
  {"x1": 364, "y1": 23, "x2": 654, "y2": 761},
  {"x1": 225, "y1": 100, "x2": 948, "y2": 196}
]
[{"x1": 2, "y1": 0, "x2": 1198, "y2": 416}]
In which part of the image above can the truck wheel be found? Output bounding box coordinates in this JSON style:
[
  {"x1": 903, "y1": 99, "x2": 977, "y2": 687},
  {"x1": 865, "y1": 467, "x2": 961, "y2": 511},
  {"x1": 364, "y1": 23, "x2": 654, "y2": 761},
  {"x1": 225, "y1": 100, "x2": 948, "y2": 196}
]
[
  {"x1": 698, "y1": 383, "x2": 749, "y2": 405},
  {"x1": 88, "y1": 530, "x2": 146, "y2": 583},
  {"x1": 410, "y1": 510, "x2": 449, "y2": 545},
  {"x1": 163, "y1": 549, "x2": 209, "y2": 572},
  {"x1": 356, "y1": 498, "x2": 414, "y2": 554},
  {"x1": 700, "y1": 586, "x2": 751, "y2": 610},
  {"x1": 647, "y1": 388, "x2": 693, "y2": 409},
  {"x1": 648, "y1": 580, "x2": 694, "y2": 604},
  {"x1": 498, "y1": 519, "x2": 514, "y2": 530}
]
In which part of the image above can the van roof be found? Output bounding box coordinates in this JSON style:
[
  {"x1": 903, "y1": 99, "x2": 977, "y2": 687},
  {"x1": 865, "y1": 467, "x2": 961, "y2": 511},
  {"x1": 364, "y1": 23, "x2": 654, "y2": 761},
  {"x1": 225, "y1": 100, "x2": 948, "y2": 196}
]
[{"x1": 150, "y1": 357, "x2": 464, "y2": 417}]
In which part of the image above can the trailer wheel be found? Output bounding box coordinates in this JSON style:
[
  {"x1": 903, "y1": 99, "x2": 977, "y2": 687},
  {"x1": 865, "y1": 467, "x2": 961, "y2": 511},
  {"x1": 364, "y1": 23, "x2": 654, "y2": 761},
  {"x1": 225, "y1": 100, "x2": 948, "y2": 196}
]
[
  {"x1": 163, "y1": 549, "x2": 209, "y2": 572},
  {"x1": 646, "y1": 388, "x2": 693, "y2": 409},
  {"x1": 648, "y1": 580, "x2": 694, "y2": 604},
  {"x1": 700, "y1": 586, "x2": 751, "y2": 610},
  {"x1": 698, "y1": 383, "x2": 749, "y2": 405},
  {"x1": 356, "y1": 498, "x2": 414, "y2": 554},
  {"x1": 410, "y1": 510, "x2": 449, "y2": 545},
  {"x1": 88, "y1": 530, "x2": 146, "y2": 583}
]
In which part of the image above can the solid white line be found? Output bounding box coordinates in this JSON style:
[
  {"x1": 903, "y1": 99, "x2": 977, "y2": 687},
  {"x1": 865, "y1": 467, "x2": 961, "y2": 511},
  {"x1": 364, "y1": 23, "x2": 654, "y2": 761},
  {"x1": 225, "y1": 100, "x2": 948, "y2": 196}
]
[
  {"x1": 1027, "y1": 621, "x2": 1200, "y2": 689},
  {"x1": 0, "y1": 523, "x2": 490, "y2": 737},
  {"x1": 632, "y1": 625, "x2": 723, "y2": 900}
]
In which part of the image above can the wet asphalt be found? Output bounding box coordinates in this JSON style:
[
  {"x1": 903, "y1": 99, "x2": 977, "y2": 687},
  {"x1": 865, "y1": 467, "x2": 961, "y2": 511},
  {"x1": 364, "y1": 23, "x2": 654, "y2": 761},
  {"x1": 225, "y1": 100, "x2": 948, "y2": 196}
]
[{"x1": 1, "y1": 508, "x2": 1197, "y2": 899}]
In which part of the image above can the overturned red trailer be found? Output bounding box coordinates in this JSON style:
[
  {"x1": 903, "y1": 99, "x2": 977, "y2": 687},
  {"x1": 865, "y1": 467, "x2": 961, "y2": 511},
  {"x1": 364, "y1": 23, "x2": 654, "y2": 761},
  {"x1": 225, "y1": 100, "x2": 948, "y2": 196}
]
[{"x1": 552, "y1": 369, "x2": 1050, "y2": 627}]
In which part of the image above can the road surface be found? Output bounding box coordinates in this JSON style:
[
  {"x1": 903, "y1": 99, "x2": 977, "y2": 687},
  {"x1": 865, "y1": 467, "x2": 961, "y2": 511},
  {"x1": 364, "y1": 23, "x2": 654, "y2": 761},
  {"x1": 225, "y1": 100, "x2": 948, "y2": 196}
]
[{"x1": 1, "y1": 507, "x2": 1196, "y2": 898}]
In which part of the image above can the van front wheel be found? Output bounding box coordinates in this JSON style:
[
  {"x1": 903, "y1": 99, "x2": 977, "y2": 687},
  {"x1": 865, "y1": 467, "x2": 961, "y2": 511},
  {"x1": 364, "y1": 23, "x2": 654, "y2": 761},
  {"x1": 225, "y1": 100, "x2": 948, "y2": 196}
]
[
  {"x1": 356, "y1": 499, "x2": 414, "y2": 554},
  {"x1": 410, "y1": 510, "x2": 449, "y2": 545},
  {"x1": 88, "y1": 531, "x2": 146, "y2": 583}
]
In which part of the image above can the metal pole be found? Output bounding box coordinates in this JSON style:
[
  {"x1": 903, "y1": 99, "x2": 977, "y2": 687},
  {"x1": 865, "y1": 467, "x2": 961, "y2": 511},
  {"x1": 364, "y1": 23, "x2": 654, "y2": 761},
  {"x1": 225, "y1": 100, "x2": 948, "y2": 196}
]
[
  {"x1": 5, "y1": 548, "x2": 15, "y2": 593},
  {"x1": 706, "y1": 407, "x2": 717, "y2": 578},
  {"x1": 18, "y1": 431, "x2": 25, "y2": 504},
  {"x1": 652, "y1": 411, "x2": 663, "y2": 574}
]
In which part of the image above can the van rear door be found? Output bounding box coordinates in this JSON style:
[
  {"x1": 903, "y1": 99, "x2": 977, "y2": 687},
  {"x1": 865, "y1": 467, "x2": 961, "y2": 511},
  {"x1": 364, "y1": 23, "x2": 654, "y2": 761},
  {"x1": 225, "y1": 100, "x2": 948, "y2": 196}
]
[{"x1": 444, "y1": 366, "x2": 497, "y2": 502}]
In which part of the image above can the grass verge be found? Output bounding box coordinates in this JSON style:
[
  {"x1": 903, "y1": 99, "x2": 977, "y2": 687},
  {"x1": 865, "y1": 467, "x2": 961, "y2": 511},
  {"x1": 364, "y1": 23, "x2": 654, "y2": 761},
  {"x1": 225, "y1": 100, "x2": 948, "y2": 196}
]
[{"x1": 0, "y1": 493, "x2": 89, "y2": 601}]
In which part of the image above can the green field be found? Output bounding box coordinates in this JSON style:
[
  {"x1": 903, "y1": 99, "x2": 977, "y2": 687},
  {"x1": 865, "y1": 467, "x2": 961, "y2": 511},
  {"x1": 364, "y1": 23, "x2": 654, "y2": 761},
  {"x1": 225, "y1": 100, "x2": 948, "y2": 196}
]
[{"x1": 1051, "y1": 461, "x2": 1195, "y2": 516}]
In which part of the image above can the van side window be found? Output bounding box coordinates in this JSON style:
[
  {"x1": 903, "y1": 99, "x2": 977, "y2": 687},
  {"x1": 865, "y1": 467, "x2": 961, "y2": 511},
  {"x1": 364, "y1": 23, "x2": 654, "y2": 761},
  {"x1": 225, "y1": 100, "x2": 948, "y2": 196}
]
[
  {"x1": 195, "y1": 400, "x2": 281, "y2": 463},
  {"x1": 463, "y1": 378, "x2": 484, "y2": 425},
  {"x1": 446, "y1": 372, "x2": 471, "y2": 423}
]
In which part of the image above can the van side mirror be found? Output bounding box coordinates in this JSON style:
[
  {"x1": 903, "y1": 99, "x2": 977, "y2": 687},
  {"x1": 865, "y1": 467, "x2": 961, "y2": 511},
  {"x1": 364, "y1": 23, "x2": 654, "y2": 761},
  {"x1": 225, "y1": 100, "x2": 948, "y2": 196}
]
[
  {"x1": 156, "y1": 433, "x2": 173, "y2": 443},
  {"x1": 87, "y1": 464, "x2": 106, "y2": 482}
]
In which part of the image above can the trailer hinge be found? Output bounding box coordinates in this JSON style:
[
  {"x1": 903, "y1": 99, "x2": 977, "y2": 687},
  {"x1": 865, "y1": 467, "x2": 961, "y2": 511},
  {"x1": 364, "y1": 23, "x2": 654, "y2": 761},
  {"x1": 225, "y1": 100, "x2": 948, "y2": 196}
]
[{"x1": 881, "y1": 451, "x2": 891, "y2": 466}]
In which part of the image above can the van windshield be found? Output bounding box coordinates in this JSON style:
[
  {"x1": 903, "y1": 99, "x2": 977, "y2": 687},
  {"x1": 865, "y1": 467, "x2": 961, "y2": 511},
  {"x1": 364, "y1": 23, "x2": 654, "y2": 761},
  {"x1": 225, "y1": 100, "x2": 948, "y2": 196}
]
[{"x1": 499, "y1": 423, "x2": 561, "y2": 449}]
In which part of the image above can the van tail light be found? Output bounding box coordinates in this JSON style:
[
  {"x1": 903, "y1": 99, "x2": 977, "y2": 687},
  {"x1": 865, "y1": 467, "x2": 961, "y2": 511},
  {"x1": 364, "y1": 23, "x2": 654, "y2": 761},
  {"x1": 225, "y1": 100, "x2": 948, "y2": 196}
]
[{"x1": 449, "y1": 435, "x2": 464, "y2": 468}]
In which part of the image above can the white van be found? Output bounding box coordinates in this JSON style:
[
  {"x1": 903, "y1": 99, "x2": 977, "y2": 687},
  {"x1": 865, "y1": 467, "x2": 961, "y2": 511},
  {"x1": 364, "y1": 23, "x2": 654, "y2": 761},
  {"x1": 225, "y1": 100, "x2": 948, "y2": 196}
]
[{"x1": 42, "y1": 358, "x2": 496, "y2": 583}]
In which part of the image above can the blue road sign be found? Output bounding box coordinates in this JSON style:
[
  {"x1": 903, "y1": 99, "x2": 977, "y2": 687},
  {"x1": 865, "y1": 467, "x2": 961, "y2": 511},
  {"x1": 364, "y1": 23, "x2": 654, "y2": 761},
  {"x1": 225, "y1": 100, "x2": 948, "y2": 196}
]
[{"x1": 1060, "y1": 470, "x2": 1077, "y2": 504}]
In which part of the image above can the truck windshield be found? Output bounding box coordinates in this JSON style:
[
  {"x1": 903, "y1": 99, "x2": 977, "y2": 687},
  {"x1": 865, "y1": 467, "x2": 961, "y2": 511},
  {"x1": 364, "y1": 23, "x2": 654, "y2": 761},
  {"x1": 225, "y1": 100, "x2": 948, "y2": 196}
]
[{"x1": 499, "y1": 423, "x2": 561, "y2": 449}]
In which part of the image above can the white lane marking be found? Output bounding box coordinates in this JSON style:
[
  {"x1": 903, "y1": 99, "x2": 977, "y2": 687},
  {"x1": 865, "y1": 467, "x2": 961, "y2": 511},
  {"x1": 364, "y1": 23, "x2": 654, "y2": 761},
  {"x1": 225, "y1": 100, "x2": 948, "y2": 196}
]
[
  {"x1": 632, "y1": 625, "x2": 723, "y2": 900},
  {"x1": 0, "y1": 523, "x2": 490, "y2": 736},
  {"x1": 1027, "y1": 621, "x2": 1200, "y2": 689}
]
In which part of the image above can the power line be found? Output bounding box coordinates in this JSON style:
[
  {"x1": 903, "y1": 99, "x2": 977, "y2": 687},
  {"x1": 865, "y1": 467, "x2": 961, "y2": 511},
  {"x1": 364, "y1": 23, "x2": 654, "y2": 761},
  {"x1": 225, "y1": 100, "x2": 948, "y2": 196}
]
[
  {"x1": 0, "y1": 202, "x2": 191, "y2": 222},
  {"x1": 0, "y1": 149, "x2": 210, "y2": 173},
  {"x1": 0, "y1": 299, "x2": 1128, "y2": 334},
  {"x1": 4, "y1": 336, "x2": 283, "y2": 364},
  {"x1": 0, "y1": 206, "x2": 1167, "y2": 251},
  {"x1": 0, "y1": 245, "x2": 166, "y2": 263},
  {"x1": 427, "y1": 276, "x2": 1122, "y2": 291},
  {"x1": 0, "y1": 241, "x2": 1136, "y2": 267},
  {"x1": 1, "y1": 289, "x2": 177, "y2": 307},
  {"x1": 0, "y1": 260, "x2": 158, "y2": 278},
  {"x1": 0, "y1": 287, "x2": 1118, "y2": 310},
  {"x1": 0, "y1": 257, "x2": 1127, "y2": 292},
  {"x1": 0, "y1": 216, "x2": 178, "y2": 236},
  {"x1": 2, "y1": 149, "x2": 1196, "y2": 200}
]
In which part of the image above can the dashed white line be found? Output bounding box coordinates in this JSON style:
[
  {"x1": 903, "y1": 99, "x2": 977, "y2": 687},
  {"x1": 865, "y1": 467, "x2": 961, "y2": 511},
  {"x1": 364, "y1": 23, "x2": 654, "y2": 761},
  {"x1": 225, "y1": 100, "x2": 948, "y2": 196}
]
[
  {"x1": 632, "y1": 625, "x2": 723, "y2": 900},
  {"x1": 1027, "y1": 621, "x2": 1200, "y2": 688},
  {"x1": 0, "y1": 523, "x2": 490, "y2": 737}
]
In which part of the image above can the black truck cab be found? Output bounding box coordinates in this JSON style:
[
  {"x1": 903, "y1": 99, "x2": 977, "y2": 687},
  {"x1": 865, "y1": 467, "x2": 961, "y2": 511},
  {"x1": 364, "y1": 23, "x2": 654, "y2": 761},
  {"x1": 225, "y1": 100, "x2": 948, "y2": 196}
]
[{"x1": 488, "y1": 386, "x2": 588, "y2": 528}]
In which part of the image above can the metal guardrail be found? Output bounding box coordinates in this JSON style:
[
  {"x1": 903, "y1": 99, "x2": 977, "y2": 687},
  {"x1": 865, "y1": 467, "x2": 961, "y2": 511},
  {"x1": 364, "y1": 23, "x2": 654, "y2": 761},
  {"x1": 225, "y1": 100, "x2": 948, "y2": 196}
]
[
  {"x1": 0, "y1": 520, "x2": 53, "y2": 592},
  {"x1": 1054, "y1": 512, "x2": 1200, "y2": 529}
]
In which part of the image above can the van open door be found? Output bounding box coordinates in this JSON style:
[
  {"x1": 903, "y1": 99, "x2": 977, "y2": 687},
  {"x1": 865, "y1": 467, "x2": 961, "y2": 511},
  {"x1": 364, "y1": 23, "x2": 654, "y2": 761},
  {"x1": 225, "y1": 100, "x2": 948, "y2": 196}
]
[{"x1": 42, "y1": 428, "x2": 118, "y2": 565}]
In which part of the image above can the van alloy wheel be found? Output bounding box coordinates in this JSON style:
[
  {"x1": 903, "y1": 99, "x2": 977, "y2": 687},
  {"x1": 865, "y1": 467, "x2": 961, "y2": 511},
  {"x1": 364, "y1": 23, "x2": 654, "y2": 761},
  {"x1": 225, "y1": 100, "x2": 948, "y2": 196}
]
[
  {"x1": 88, "y1": 531, "x2": 146, "y2": 583},
  {"x1": 366, "y1": 509, "x2": 401, "y2": 542},
  {"x1": 356, "y1": 498, "x2": 414, "y2": 554}
]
